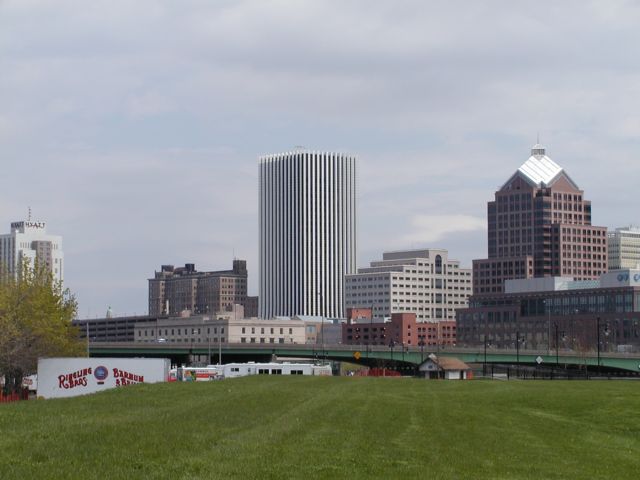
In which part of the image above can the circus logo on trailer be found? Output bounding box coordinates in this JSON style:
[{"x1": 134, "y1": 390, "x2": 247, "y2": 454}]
[{"x1": 94, "y1": 366, "x2": 109, "y2": 385}]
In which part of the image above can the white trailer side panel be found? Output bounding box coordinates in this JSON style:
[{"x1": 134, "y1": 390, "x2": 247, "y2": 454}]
[{"x1": 37, "y1": 357, "x2": 170, "y2": 399}]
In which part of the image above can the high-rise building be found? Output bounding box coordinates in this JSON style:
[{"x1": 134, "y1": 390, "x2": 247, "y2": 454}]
[
  {"x1": 472, "y1": 144, "x2": 608, "y2": 295},
  {"x1": 259, "y1": 150, "x2": 357, "y2": 319},
  {"x1": 148, "y1": 260, "x2": 248, "y2": 316},
  {"x1": 0, "y1": 219, "x2": 63, "y2": 283},
  {"x1": 608, "y1": 226, "x2": 640, "y2": 270},
  {"x1": 344, "y1": 249, "x2": 472, "y2": 322}
]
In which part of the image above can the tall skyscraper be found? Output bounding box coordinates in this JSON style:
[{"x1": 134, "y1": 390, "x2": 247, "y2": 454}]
[
  {"x1": 0, "y1": 218, "x2": 64, "y2": 283},
  {"x1": 259, "y1": 150, "x2": 357, "y2": 319},
  {"x1": 472, "y1": 144, "x2": 608, "y2": 295}
]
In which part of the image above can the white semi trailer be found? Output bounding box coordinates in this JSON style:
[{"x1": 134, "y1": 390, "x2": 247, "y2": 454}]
[{"x1": 172, "y1": 362, "x2": 332, "y2": 381}]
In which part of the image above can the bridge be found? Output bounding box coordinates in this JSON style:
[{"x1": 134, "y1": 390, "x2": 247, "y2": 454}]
[{"x1": 88, "y1": 342, "x2": 640, "y2": 374}]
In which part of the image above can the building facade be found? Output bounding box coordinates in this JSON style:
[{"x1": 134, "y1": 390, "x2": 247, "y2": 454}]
[
  {"x1": 74, "y1": 315, "x2": 152, "y2": 343},
  {"x1": 259, "y1": 150, "x2": 357, "y2": 319},
  {"x1": 0, "y1": 219, "x2": 63, "y2": 283},
  {"x1": 608, "y1": 226, "x2": 640, "y2": 270},
  {"x1": 148, "y1": 260, "x2": 248, "y2": 316},
  {"x1": 473, "y1": 144, "x2": 608, "y2": 295},
  {"x1": 344, "y1": 249, "x2": 472, "y2": 322},
  {"x1": 456, "y1": 270, "x2": 640, "y2": 351},
  {"x1": 342, "y1": 311, "x2": 456, "y2": 348},
  {"x1": 135, "y1": 315, "x2": 306, "y2": 345}
]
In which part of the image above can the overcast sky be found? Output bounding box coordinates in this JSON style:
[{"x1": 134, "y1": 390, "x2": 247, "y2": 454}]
[{"x1": 2, "y1": 1, "x2": 639, "y2": 317}]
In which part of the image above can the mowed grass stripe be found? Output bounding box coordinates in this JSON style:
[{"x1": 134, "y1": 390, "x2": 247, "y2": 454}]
[{"x1": 1, "y1": 377, "x2": 639, "y2": 479}]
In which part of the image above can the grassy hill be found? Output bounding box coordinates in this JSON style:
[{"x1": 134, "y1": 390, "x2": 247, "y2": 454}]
[{"x1": 1, "y1": 377, "x2": 639, "y2": 479}]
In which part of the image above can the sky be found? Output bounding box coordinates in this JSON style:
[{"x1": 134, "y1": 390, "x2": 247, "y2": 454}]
[{"x1": 2, "y1": 1, "x2": 640, "y2": 318}]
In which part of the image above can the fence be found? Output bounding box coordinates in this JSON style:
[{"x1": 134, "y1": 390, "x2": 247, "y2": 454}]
[
  {"x1": 479, "y1": 363, "x2": 638, "y2": 380},
  {"x1": 0, "y1": 389, "x2": 29, "y2": 404}
]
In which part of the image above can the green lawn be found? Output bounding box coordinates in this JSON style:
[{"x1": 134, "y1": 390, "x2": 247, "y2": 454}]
[{"x1": 1, "y1": 377, "x2": 639, "y2": 479}]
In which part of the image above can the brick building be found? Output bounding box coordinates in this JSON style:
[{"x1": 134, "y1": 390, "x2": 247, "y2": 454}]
[
  {"x1": 473, "y1": 144, "x2": 607, "y2": 295},
  {"x1": 148, "y1": 260, "x2": 248, "y2": 316},
  {"x1": 457, "y1": 270, "x2": 640, "y2": 351},
  {"x1": 342, "y1": 309, "x2": 456, "y2": 348}
]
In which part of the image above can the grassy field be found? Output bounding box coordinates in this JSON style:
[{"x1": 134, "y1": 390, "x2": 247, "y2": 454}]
[{"x1": 1, "y1": 377, "x2": 639, "y2": 479}]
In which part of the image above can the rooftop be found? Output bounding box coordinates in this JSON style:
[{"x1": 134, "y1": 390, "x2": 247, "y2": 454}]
[{"x1": 517, "y1": 144, "x2": 563, "y2": 187}]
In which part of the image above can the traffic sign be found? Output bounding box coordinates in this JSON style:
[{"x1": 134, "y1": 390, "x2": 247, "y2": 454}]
[
  {"x1": 354, "y1": 351, "x2": 361, "y2": 360},
  {"x1": 536, "y1": 356, "x2": 544, "y2": 365}
]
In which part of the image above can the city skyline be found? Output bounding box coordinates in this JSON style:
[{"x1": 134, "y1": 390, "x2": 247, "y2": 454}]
[{"x1": 2, "y1": 1, "x2": 640, "y2": 316}]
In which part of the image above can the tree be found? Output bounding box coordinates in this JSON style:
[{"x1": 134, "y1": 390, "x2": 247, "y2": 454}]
[{"x1": 0, "y1": 259, "x2": 85, "y2": 393}]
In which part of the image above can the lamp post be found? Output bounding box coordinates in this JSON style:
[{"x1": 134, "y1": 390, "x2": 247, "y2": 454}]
[
  {"x1": 369, "y1": 304, "x2": 374, "y2": 358},
  {"x1": 318, "y1": 293, "x2": 325, "y2": 364},
  {"x1": 543, "y1": 299, "x2": 551, "y2": 355},
  {"x1": 596, "y1": 317, "x2": 610, "y2": 375},
  {"x1": 419, "y1": 339, "x2": 425, "y2": 363},
  {"x1": 389, "y1": 340, "x2": 395, "y2": 366},
  {"x1": 483, "y1": 337, "x2": 491, "y2": 377},
  {"x1": 515, "y1": 331, "x2": 524, "y2": 377},
  {"x1": 217, "y1": 319, "x2": 223, "y2": 366},
  {"x1": 554, "y1": 322, "x2": 559, "y2": 367}
]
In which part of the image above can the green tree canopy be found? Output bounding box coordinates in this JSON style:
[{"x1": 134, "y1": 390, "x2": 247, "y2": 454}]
[{"x1": 0, "y1": 259, "x2": 85, "y2": 393}]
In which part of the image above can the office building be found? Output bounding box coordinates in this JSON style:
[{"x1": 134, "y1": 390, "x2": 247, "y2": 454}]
[
  {"x1": 344, "y1": 249, "x2": 472, "y2": 322},
  {"x1": 148, "y1": 260, "x2": 248, "y2": 316},
  {"x1": 0, "y1": 218, "x2": 63, "y2": 283},
  {"x1": 608, "y1": 226, "x2": 640, "y2": 270},
  {"x1": 472, "y1": 144, "x2": 608, "y2": 295},
  {"x1": 457, "y1": 269, "x2": 640, "y2": 351},
  {"x1": 259, "y1": 149, "x2": 357, "y2": 318}
]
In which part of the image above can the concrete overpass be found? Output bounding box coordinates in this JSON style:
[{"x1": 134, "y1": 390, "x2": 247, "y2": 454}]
[{"x1": 88, "y1": 342, "x2": 640, "y2": 374}]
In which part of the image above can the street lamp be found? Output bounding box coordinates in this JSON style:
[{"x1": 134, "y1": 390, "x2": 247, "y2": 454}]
[
  {"x1": 369, "y1": 304, "x2": 374, "y2": 358},
  {"x1": 543, "y1": 299, "x2": 552, "y2": 355},
  {"x1": 418, "y1": 339, "x2": 426, "y2": 363},
  {"x1": 515, "y1": 331, "x2": 524, "y2": 377},
  {"x1": 218, "y1": 320, "x2": 224, "y2": 367},
  {"x1": 554, "y1": 322, "x2": 559, "y2": 367},
  {"x1": 596, "y1": 317, "x2": 610, "y2": 375},
  {"x1": 317, "y1": 293, "x2": 325, "y2": 364},
  {"x1": 389, "y1": 340, "x2": 395, "y2": 365},
  {"x1": 483, "y1": 337, "x2": 492, "y2": 377}
]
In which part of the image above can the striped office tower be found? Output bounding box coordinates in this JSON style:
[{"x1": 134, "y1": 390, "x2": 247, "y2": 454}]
[{"x1": 259, "y1": 150, "x2": 357, "y2": 319}]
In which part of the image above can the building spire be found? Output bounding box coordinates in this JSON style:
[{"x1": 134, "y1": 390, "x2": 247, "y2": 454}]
[{"x1": 531, "y1": 140, "x2": 545, "y2": 157}]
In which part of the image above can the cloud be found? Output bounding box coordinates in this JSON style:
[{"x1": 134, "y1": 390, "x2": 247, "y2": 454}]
[
  {"x1": 1, "y1": 0, "x2": 640, "y2": 314},
  {"x1": 401, "y1": 214, "x2": 486, "y2": 246}
]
